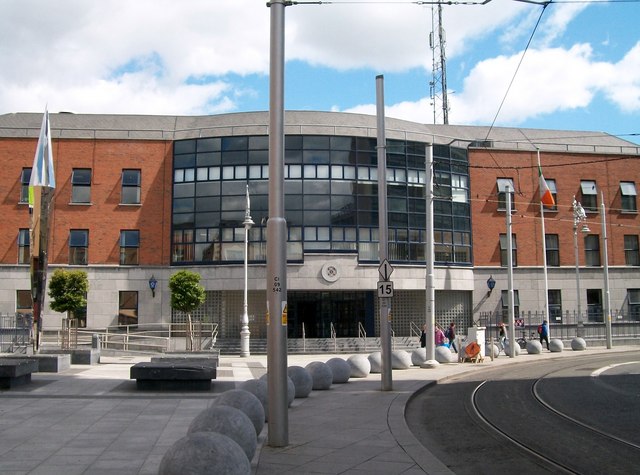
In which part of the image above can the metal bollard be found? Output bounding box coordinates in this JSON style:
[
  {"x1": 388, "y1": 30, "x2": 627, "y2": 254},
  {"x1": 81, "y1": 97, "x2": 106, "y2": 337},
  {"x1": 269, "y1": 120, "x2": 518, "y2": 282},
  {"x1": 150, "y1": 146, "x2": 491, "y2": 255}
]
[{"x1": 91, "y1": 333, "x2": 100, "y2": 349}]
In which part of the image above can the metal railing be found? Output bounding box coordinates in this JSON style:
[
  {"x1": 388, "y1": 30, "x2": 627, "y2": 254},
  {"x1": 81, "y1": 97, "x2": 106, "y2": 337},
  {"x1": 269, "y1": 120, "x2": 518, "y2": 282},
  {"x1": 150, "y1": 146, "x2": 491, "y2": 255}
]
[
  {"x1": 0, "y1": 313, "x2": 33, "y2": 353},
  {"x1": 330, "y1": 322, "x2": 337, "y2": 352},
  {"x1": 409, "y1": 321, "x2": 422, "y2": 339},
  {"x1": 358, "y1": 322, "x2": 367, "y2": 351}
]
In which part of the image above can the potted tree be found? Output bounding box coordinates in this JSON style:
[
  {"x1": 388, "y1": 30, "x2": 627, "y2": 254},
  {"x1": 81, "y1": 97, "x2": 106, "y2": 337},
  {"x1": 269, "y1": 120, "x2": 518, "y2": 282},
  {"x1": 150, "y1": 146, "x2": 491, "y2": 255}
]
[
  {"x1": 169, "y1": 270, "x2": 205, "y2": 351},
  {"x1": 48, "y1": 269, "x2": 89, "y2": 349}
]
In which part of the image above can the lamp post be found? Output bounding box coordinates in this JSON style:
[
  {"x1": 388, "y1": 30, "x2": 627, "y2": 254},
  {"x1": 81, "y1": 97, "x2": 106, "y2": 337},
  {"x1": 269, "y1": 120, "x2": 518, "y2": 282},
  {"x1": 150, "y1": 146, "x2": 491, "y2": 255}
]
[
  {"x1": 573, "y1": 196, "x2": 590, "y2": 337},
  {"x1": 241, "y1": 185, "x2": 253, "y2": 357}
]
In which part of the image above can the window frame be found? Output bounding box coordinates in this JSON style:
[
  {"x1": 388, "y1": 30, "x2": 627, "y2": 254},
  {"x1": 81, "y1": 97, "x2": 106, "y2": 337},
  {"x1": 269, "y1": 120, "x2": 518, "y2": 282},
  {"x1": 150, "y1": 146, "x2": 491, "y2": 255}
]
[
  {"x1": 580, "y1": 180, "x2": 597, "y2": 212},
  {"x1": 20, "y1": 168, "x2": 32, "y2": 204},
  {"x1": 620, "y1": 181, "x2": 637, "y2": 213},
  {"x1": 496, "y1": 178, "x2": 515, "y2": 212},
  {"x1": 499, "y1": 233, "x2": 517, "y2": 267},
  {"x1": 545, "y1": 233, "x2": 559, "y2": 267},
  {"x1": 118, "y1": 290, "x2": 139, "y2": 326},
  {"x1": 71, "y1": 168, "x2": 92, "y2": 204},
  {"x1": 584, "y1": 234, "x2": 601, "y2": 267},
  {"x1": 121, "y1": 169, "x2": 141, "y2": 205},
  {"x1": 624, "y1": 235, "x2": 640, "y2": 266},
  {"x1": 18, "y1": 229, "x2": 30, "y2": 264},
  {"x1": 69, "y1": 229, "x2": 89, "y2": 265},
  {"x1": 120, "y1": 230, "x2": 140, "y2": 265}
]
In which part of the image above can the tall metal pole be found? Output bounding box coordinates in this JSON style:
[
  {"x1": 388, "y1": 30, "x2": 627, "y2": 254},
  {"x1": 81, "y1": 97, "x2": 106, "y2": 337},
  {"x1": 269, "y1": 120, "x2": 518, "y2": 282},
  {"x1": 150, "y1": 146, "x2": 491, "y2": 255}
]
[
  {"x1": 240, "y1": 185, "x2": 253, "y2": 357},
  {"x1": 266, "y1": 0, "x2": 288, "y2": 447},
  {"x1": 506, "y1": 186, "x2": 516, "y2": 357},
  {"x1": 422, "y1": 144, "x2": 438, "y2": 368},
  {"x1": 601, "y1": 192, "x2": 612, "y2": 349},
  {"x1": 537, "y1": 151, "x2": 550, "y2": 336},
  {"x1": 573, "y1": 196, "x2": 588, "y2": 338},
  {"x1": 376, "y1": 75, "x2": 392, "y2": 391}
]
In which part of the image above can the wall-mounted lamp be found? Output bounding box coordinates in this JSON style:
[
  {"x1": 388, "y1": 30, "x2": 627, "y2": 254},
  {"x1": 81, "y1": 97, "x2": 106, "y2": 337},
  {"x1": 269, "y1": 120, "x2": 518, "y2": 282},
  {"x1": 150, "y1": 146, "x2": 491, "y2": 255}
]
[
  {"x1": 148, "y1": 275, "x2": 157, "y2": 298},
  {"x1": 486, "y1": 275, "x2": 496, "y2": 295}
]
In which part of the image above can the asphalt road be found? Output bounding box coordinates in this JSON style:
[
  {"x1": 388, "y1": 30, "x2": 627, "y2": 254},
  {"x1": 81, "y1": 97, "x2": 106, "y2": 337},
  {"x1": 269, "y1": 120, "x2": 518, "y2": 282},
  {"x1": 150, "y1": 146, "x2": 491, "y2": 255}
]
[{"x1": 405, "y1": 351, "x2": 640, "y2": 475}]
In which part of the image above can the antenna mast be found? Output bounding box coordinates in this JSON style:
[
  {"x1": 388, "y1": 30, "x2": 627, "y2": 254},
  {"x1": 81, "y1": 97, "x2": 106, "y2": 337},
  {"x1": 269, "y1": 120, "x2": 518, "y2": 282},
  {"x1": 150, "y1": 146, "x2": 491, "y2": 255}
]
[{"x1": 429, "y1": 2, "x2": 449, "y2": 124}]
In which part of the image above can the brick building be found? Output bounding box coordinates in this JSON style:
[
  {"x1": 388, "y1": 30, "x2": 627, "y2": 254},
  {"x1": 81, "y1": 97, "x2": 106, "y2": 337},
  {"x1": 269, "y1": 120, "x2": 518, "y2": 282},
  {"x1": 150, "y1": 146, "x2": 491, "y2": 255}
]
[{"x1": 1, "y1": 111, "x2": 638, "y2": 338}]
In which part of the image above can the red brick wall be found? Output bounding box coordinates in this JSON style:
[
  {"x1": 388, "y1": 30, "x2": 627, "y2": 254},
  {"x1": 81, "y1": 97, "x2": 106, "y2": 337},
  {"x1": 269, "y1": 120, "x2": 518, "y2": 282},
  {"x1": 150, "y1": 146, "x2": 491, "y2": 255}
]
[
  {"x1": 0, "y1": 137, "x2": 173, "y2": 265},
  {"x1": 470, "y1": 148, "x2": 640, "y2": 267}
]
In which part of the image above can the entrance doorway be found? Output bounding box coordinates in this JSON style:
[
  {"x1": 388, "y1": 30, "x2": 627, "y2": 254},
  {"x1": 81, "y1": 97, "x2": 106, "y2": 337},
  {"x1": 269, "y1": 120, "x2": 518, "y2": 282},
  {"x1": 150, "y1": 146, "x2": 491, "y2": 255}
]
[{"x1": 287, "y1": 291, "x2": 373, "y2": 339}]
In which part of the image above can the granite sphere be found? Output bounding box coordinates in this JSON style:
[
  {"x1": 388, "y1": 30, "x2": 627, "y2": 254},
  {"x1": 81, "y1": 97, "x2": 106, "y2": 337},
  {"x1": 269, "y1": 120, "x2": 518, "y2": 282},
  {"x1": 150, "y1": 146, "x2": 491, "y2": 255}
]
[
  {"x1": 305, "y1": 361, "x2": 333, "y2": 390},
  {"x1": 187, "y1": 405, "x2": 257, "y2": 460},
  {"x1": 287, "y1": 365, "x2": 313, "y2": 398},
  {"x1": 159, "y1": 432, "x2": 250, "y2": 475},
  {"x1": 411, "y1": 348, "x2": 427, "y2": 366},
  {"x1": 391, "y1": 350, "x2": 411, "y2": 369},
  {"x1": 504, "y1": 342, "x2": 521, "y2": 357},
  {"x1": 549, "y1": 338, "x2": 564, "y2": 352},
  {"x1": 326, "y1": 358, "x2": 351, "y2": 383},
  {"x1": 368, "y1": 352, "x2": 382, "y2": 373},
  {"x1": 526, "y1": 340, "x2": 543, "y2": 354},
  {"x1": 259, "y1": 373, "x2": 296, "y2": 406},
  {"x1": 486, "y1": 344, "x2": 500, "y2": 358},
  {"x1": 347, "y1": 354, "x2": 371, "y2": 378},
  {"x1": 212, "y1": 389, "x2": 265, "y2": 436},
  {"x1": 571, "y1": 337, "x2": 587, "y2": 351},
  {"x1": 435, "y1": 346, "x2": 454, "y2": 363},
  {"x1": 238, "y1": 379, "x2": 268, "y2": 420}
]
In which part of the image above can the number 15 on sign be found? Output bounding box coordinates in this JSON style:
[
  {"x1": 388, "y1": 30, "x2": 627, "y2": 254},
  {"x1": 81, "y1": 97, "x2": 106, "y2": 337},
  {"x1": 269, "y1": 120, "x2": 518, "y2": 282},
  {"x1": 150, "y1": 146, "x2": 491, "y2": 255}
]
[{"x1": 377, "y1": 280, "x2": 394, "y2": 298}]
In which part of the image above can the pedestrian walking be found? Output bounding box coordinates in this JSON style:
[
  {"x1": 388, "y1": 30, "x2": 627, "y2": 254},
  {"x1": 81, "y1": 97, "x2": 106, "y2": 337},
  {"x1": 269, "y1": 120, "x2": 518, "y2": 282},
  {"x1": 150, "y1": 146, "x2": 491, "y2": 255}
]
[
  {"x1": 445, "y1": 322, "x2": 457, "y2": 353},
  {"x1": 420, "y1": 324, "x2": 426, "y2": 348},
  {"x1": 538, "y1": 320, "x2": 550, "y2": 350}
]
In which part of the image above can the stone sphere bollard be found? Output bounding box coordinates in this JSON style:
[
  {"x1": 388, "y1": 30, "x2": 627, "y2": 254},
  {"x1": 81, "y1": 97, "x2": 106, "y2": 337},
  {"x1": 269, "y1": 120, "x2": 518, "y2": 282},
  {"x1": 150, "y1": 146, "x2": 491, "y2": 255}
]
[
  {"x1": 411, "y1": 348, "x2": 427, "y2": 366},
  {"x1": 259, "y1": 374, "x2": 296, "y2": 407},
  {"x1": 571, "y1": 337, "x2": 587, "y2": 351},
  {"x1": 347, "y1": 354, "x2": 371, "y2": 378},
  {"x1": 187, "y1": 405, "x2": 257, "y2": 460},
  {"x1": 305, "y1": 361, "x2": 333, "y2": 390},
  {"x1": 526, "y1": 340, "x2": 543, "y2": 354},
  {"x1": 435, "y1": 346, "x2": 454, "y2": 363},
  {"x1": 486, "y1": 344, "x2": 500, "y2": 358},
  {"x1": 238, "y1": 378, "x2": 268, "y2": 420},
  {"x1": 504, "y1": 342, "x2": 521, "y2": 357},
  {"x1": 368, "y1": 352, "x2": 382, "y2": 373},
  {"x1": 159, "y1": 432, "x2": 250, "y2": 475},
  {"x1": 326, "y1": 358, "x2": 351, "y2": 383},
  {"x1": 287, "y1": 365, "x2": 313, "y2": 398},
  {"x1": 549, "y1": 338, "x2": 564, "y2": 352},
  {"x1": 391, "y1": 350, "x2": 411, "y2": 369},
  {"x1": 212, "y1": 389, "x2": 265, "y2": 436}
]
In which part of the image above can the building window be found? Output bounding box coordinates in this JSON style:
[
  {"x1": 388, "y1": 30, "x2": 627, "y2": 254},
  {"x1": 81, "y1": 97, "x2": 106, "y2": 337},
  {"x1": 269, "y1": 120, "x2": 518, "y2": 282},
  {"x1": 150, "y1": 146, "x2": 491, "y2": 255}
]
[
  {"x1": 499, "y1": 234, "x2": 517, "y2": 267},
  {"x1": 501, "y1": 289, "x2": 520, "y2": 321},
  {"x1": 120, "y1": 230, "x2": 140, "y2": 265},
  {"x1": 545, "y1": 179, "x2": 558, "y2": 211},
  {"x1": 580, "y1": 180, "x2": 597, "y2": 212},
  {"x1": 118, "y1": 291, "x2": 138, "y2": 326},
  {"x1": 586, "y1": 289, "x2": 602, "y2": 322},
  {"x1": 16, "y1": 290, "x2": 32, "y2": 317},
  {"x1": 624, "y1": 235, "x2": 640, "y2": 266},
  {"x1": 545, "y1": 234, "x2": 559, "y2": 266},
  {"x1": 628, "y1": 289, "x2": 640, "y2": 321},
  {"x1": 584, "y1": 234, "x2": 600, "y2": 266},
  {"x1": 69, "y1": 229, "x2": 88, "y2": 265},
  {"x1": 497, "y1": 178, "x2": 515, "y2": 211},
  {"x1": 20, "y1": 168, "x2": 31, "y2": 203},
  {"x1": 71, "y1": 169, "x2": 92, "y2": 204},
  {"x1": 121, "y1": 169, "x2": 141, "y2": 205},
  {"x1": 620, "y1": 182, "x2": 637, "y2": 213},
  {"x1": 548, "y1": 289, "x2": 562, "y2": 322},
  {"x1": 18, "y1": 229, "x2": 30, "y2": 264}
]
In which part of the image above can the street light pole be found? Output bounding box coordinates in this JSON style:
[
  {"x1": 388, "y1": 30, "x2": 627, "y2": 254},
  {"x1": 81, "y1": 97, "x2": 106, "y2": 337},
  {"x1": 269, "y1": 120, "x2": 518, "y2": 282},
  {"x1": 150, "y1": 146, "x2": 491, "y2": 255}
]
[
  {"x1": 241, "y1": 185, "x2": 253, "y2": 357},
  {"x1": 573, "y1": 196, "x2": 589, "y2": 337}
]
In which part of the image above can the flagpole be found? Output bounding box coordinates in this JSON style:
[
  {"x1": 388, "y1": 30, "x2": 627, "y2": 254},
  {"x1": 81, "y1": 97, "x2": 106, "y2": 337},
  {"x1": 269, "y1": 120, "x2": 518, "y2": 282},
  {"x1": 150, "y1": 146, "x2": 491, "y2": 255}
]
[{"x1": 537, "y1": 150, "x2": 550, "y2": 338}]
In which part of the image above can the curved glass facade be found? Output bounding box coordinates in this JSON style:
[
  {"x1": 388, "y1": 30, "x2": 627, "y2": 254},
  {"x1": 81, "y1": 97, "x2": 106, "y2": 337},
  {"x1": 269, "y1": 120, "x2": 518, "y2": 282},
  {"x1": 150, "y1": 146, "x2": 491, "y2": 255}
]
[{"x1": 172, "y1": 135, "x2": 471, "y2": 266}]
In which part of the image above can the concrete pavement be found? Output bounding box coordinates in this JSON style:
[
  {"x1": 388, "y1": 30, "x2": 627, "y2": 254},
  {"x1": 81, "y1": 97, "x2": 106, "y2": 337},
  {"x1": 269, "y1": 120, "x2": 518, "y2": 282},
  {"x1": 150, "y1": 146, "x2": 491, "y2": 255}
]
[{"x1": 0, "y1": 346, "x2": 636, "y2": 474}]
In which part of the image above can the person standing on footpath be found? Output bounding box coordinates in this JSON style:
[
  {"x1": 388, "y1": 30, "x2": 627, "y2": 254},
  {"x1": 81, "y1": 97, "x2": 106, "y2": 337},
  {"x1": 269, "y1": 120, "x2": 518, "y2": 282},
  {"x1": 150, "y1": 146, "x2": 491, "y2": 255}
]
[
  {"x1": 435, "y1": 324, "x2": 446, "y2": 347},
  {"x1": 420, "y1": 324, "x2": 427, "y2": 348},
  {"x1": 539, "y1": 320, "x2": 550, "y2": 350},
  {"x1": 446, "y1": 322, "x2": 457, "y2": 353}
]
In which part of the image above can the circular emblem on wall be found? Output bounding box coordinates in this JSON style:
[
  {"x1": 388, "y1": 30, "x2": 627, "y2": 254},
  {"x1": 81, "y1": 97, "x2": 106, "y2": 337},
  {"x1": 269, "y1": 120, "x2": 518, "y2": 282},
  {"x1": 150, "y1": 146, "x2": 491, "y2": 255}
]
[{"x1": 321, "y1": 263, "x2": 340, "y2": 283}]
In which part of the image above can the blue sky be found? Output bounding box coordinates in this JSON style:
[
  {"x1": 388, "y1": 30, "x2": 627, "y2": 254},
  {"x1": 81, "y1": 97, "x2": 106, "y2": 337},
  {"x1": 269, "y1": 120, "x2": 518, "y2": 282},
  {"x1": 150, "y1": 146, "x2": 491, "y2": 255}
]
[{"x1": 1, "y1": 0, "x2": 638, "y2": 144}]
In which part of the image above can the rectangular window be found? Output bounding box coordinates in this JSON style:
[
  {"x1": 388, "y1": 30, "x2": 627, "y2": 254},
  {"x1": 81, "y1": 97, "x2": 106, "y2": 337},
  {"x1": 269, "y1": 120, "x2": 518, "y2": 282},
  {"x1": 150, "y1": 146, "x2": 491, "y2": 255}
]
[
  {"x1": 586, "y1": 289, "x2": 602, "y2": 322},
  {"x1": 620, "y1": 182, "x2": 637, "y2": 213},
  {"x1": 548, "y1": 289, "x2": 562, "y2": 322},
  {"x1": 501, "y1": 289, "x2": 520, "y2": 320},
  {"x1": 118, "y1": 291, "x2": 138, "y2": 326},
  {"x1": 584, "y1": 234, "x2": 600, "y2": 266},
  {"x1": 499, "y1": 233, "x2": 517, "y2": 267},
  {"x1": 20, "y1": 168, "x2": 32, "y2": 203},
  {"x1": 71, "y1": 169, "x2": 92, "y2": 203},
  {"x1": 545, "y1": 234, "x2": 559, "y2": 266},
  {"x1": 69, "y1": 229, "x2": 88, "y2": 265},
  {"x1": 624, "y1": 235, "x2": 640, "y2": 266},
  {"x1": 546, "y1": 179, "x2": 558, "y2": 211},
  {"x1": 120, "y1": 230, "x2": 140, "y2": 265},
  {"x1": 497, "y1": 178, "x2": 515, "y2": 211},
  {"x1": 580, "y1": 180, "x2": 597, "y2": 212},
  {"x1": 628, "y1": 289, "x2": 640, "y2": 321},
  {"x1": 16, "y1": 290, "x2": 32, "y2": 317},
  {"x1": 121, "y1": 169, "x2": 141, "y2": 204},
  {"x1": 18, "y1": 229, "x2": 30, "y2": 264}
]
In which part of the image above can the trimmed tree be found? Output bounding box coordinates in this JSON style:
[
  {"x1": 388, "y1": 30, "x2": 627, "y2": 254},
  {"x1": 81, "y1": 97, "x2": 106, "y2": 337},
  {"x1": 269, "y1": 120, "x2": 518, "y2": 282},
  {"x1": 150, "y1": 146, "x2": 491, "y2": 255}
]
[
  {"x1": 48, "y1": 269, "x2": 89, "y2": 348},
  {"x1": 169, "y1": 270, "x2": 205, "y2": 350}
]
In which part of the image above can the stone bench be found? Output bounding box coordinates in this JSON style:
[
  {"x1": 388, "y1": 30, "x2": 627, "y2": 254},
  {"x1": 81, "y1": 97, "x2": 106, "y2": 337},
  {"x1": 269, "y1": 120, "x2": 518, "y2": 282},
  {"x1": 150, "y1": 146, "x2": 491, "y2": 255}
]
[
  {"x1": 39, "y1": 348, "x2": 100, "y2": 365},
  {"x1": 0, "y1": 359, "x2": 39, "y2": 389},
  {"x1": 150, "y1": 353, "x2": 219, "y2": 369},
  {"x1": 130, "y1": 361, "x2": 216, "y2": 391},
  {"x1": 0, "y1": 354, "x2": 71, "y2": 373}
]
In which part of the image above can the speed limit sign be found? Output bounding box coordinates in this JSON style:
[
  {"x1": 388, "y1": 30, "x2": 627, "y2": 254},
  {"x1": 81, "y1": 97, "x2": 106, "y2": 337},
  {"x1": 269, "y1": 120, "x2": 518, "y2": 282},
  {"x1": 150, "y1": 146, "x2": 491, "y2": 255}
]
[{"x1": 377, "y1": 280, "x2": 394, "y2": 298}]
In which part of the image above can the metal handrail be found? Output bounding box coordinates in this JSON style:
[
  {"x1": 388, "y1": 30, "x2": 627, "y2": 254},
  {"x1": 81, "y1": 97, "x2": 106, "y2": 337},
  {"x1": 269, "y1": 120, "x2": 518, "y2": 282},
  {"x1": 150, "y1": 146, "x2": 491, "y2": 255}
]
[
  {"x1": 357, "y1": 322, "x2": 367, "y2": 351},
  {"x1": 409, "y1": 321, "x2": 422, "y2": 339},
  {"x1": 330, "y1": 322, "x2": 337, "y2": 352},
  {"x1": 390, "y1": 325, "x2": 396, "y2": 350},
  {"x1": 302, "y1": 322, "x2": 306, "y2": 353}
]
